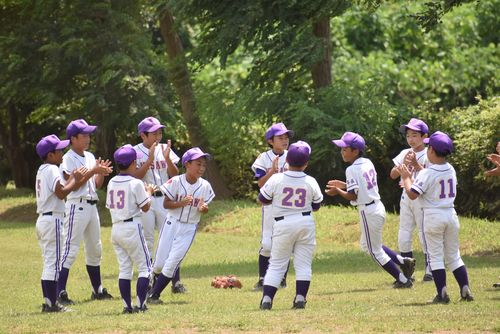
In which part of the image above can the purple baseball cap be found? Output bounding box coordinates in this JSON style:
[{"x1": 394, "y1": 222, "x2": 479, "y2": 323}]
[
  {"x1": 66, "y1": 119, "x2": 97, "y2": 139},
  {"x1": 36, "y1": 134, "x2": 70, "y2": 159},
  {"x1": 287, "y1": 141, "x2": 311, "y2": 166},
  {"x1": 138, "y1": 116, "x2": 165, "y2": 134},
  {"x1": 424, "y1": 131, "x2": 454, "y2": 154},
  {"x1": 182, "y1": 147, "x2": 211, "y2": 166},
  {"x1": 399, "y1": 118, "x2": 429, "y2": 134},
  {"x1": 114, "y1": 144, "x2": 143, "y2": 166},
  {"x1": 332, "y1": 132, "x2": 366, "y2": 151},
  {"x1": 265, "y1": 123, "x2": 294, "y2": 141}
]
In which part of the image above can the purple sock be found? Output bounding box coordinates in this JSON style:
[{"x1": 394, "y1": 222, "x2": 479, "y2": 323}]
[
  {"x1": 57, "y1": 267, "x2": 70, "y2": 294},
  {"x1": 86, "y1": 265, "x2": 102, "y2": 294},
  {"x1": 262, "y1": 285, "x2": 278, "y2": 302},
  {"x1": 119, "y1": 279, "x2": 132, "y2": 309},
  {"x1": 401, "y1": 251, "x2": 413, "y2": 259},
  {"x1": 41, "y1": 280, "x2": 48, "y2": 301},
  {"x1": 383, "y1": 245, "x2": 402, "y2": 265},
  {"x1": 296, "y1": 280, "x2": 310, "y2": 299},
  {"x1": 382, "y1": 260, "x2": 402, "y2": 280},
  {"x1": 452, "y1": 266, "x2": 469, "y2": 291},
  {"x1": 136, "y1": 277, "x2": 149, "y2": 307},
  {"x1": 432, "y1": 269, "x2": 446, "y2": 297},
  {"x1": 150, "y1": 273, "x2": 171, "y2": 297},
  {"x1": 259, "y1": 255, "x2": 270, "y2": 279},
  {"x1": 172, "y1": 267, "x2": 180, "y2": 285},
  {"x1": 45, "y1": 280, "x2": 57, "y2": 306}
]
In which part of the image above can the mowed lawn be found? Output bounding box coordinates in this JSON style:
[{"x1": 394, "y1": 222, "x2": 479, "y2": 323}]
[{"x1": 0, "y1": 189, "x2": 499, "y2": 333}]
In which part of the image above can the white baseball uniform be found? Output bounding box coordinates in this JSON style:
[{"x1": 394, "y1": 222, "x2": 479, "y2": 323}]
[
  {"x1": 251, "y1": 149, "x2": 288, "y2": 257},
  {"x1": 259, "y1": 171, "x2": 323, "y2": 287},
  {"x1": 133, "y1": 143, "x2": 180, "y2": 257},
  {"x1": 393, "y1": 148, "x2": 429, "y2": 253},
  {"x1": 36, "y1": 164, "x2": 64, "y2": 281},
  {"x1": 410, "y1": 163, "x2": 464, "y2": 271},
  {"x1": 152, "y1": 174, "x2": 215, "y2": 277},
  {"x1": 346, "y1": 157, "x2": 391, "y2": 267},
  {"x1": 106, "y1": 174, "x2": 152, "y2": 280},
  {"x1": 60, "y1": 149, "x2": 102, "y2": 269}
]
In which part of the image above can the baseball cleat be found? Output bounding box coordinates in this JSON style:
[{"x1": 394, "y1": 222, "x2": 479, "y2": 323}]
[
  {"x1": 423, "y1": 273, "x2": 433, "y2": 282},
  {"x1": 134, "y1": 304, "x2": 148, "y2": 312},
  {"x1": 279, "y1": 278, "x2": 287, "y2": 289},
  {"x1": 493, "y1": 283, "x2": 500, "y2": 288},
  {"x1": 393, "y1": 279, "x2": 413, "y2": 289},
  {"x1": 91, "y1": 288, "x2": 113, "y2": 300},
  {"x1": 171, "y1": 281, "x2": 187, "y2": 294},
  {"x1": 400, "y1": 258, "x2": 416, "y2": 280},
  {"x1": 460, "y1": 287, "x2": 474, "y2": 302},
  {"x1": 260, "y1": 301, "x2": 272, "y2": 310},
  {"x1": 147, "y1": 293, "x2": 164, "y2": 305},
  {"x1": 292, "y1": 300, "x2": 307, "y2": 309},
  {"x1": 41, "y1": 302, "x2": 68, "y2": 313},
  {"x1": 57, "y1": 290, "x2": 74, "y2": 305},
  {"x1": 252, "y1": 279, "x2": 264, "y2": 292},
  {"x1": 122, "y1": 307, "x2": 135, "y2": 314},
  {"x1": 431, "y1": 293, "x2": 450, "y2": 304}
]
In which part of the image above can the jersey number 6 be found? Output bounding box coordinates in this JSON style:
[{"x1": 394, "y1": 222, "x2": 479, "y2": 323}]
[{"x1": 282, "y1": 187, "x2": 306, "y2": 208}]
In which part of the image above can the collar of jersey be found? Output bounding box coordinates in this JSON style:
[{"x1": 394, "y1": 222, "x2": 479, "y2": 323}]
[
  {"x1": 428, "y1": 162, "x2": 451, "y2": 171},
  {"x1": 352, "y1": 157, "x2": 365, "y2": 165},
  {"x1": 284, "y1": 170, "x2": 306, "y2": 177}
]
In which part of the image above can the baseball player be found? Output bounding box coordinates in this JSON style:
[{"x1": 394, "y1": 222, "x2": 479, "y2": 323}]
[
  {"x1": 148, "y1": 147, "x2": 215, "y2": 304},
  {"x1": 390, "y1": 118, "x2": 433, "y2": 281},
  {"x1": 251, "y1": 122, "x2": 294, "y2": 291},
  {"x1": 258, "y1": 141, "x2": 323, "y2": 310},
  {"x1": 131, "y1": 116, "x2": 185, "y2": 293},
  {"x1": 57, "y1": 119, "x2": 114, "y2": 304},
  {"x1": 485, "y1": 141, "x2": 500, "y2": 177},
  {"x1": 398, "y1": 131, "x2": 474, "y2": 303},
  {"x1": 35, "y1": 135, "x2": 86, "y2": 312},
  {"x1": 326, "y1": 132, "x2": 416, "y2": 288},
  {"x1": 107, "y1": 145, "x2": 155, "y2": 313}
]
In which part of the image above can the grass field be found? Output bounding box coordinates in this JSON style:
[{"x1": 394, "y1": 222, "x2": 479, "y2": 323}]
[{"x1": 0, "y1": 188, "x2": 499, "y2": 333}]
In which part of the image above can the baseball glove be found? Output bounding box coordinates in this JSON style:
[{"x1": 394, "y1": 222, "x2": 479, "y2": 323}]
[{"x1": 211, "y1": 275, "x2": 243, "y2": 289}]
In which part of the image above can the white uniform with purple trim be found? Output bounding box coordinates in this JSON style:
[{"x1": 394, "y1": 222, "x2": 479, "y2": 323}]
[
  {"x1": 153, "y1": 174, "x2": 215, "y2": 277},
  {"x1": 36, "y1": 164, "x2": 65, "y2": 281},
  {"x1": 251, "y1": 149, "x2": 288, "y2": 257},
  {"x1": 393, "y1": 148, "x2": 429, "y2": 253},
  {"x1": 106, "y1": 174, "x2": 152, "y2": 280},
  {"x1": 410, "y1": 163, "x2": 464, "y2": 271},
  {"x1": 346, "y1": 157, "x2": 391, "y2": 266},
  {"x1": 133, "y1": 143, "x2": 180, "y2": 258},
  {"x1": 60, "y1": 149, "x2": 102, "y2": 269},
  {"x1": 260, "y1": 170, "x2": 323, "y2": 287}
]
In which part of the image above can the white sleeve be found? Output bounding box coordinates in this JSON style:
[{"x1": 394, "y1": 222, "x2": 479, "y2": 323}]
[
  {"x1": 169, "y1": 150, "x2": 180, "y2": 165},
  {"x1": 134, "y1": 180, "x2": 151, "y2": 208},
  {"x1": 392, "y1": 150, "x2": 407, "y2": 166},
  {"x1": 260, "y1": 175, "x2": 276, "y2": 200},
  {"x1": 160, "y1": 177, "x2": 177, "y2": 201},
  {"x1": 49, "y1": 166, "x2": 62, "y2": 193},
  {"x1": 204, "y1": 181, "x2": 216, "y2": 204},
  {"x1": 411, "y1": 169, "x2": 430, "y2": 195},
  {"x1": 345, "y1": 167, "x2": 359, "y2": 193},
  {"x1": 310, "y1": 178, "x2": 323, "y2": 204},
  {"x1": 251, "y1": 153, "x2": 267, "y2": 173},
  {"x1": 60, "y1": 154, "x2": 75, "y2": 175}
]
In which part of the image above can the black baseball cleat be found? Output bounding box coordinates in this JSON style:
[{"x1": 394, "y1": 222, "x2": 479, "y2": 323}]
[
  {"x1": 134, "y1": 304, "x2": 148, "y2": 313},
  {"x1": 279, "y1": 278, "x2": 287, "y2": 289},
  {"x1": 171, "y1": 281, "x2": 187, "y2": 294},
  {"x1": 42, "y1": 302, "x2": 68, "y2": 313},
  {"x1": 147, "y1": 293, "x2": 164, "y2": 305},
  {"x1": 57, "y1": 290, "x2": 74, "y2": 305},
  {"x1": 493, "y1": 282, "x2": 500, "y2": 288},
  {"x1": 122, "y1": 307, "x2": 135, "y2": 314},
  {"x1": 400, "y1": 258, "x2": 416, "y2": 280},
  {"x1": 423, "y1": 273, "x2": 433, "y2": 282},
  {"x1": 292, "y1": 300, "x2": 307, "y2": 309},
  {"x1": 260, "y1": 301, "x2": 272, "y2": 310},
  {"x1": 460, "y1": 288, "x2": 474, "y2": 302},
  {"x1": 252, "y1": 279, "x2": 264, "y2": 292},
  {"x1": 432, "y1": 293, "x2": 450, "y2": 304},
  {"x1": 393, "y1": 279, "x2": 413, "y2": 289},
  {"x1": 91, "y1": 288, "x2": 113, "y2": 300}
]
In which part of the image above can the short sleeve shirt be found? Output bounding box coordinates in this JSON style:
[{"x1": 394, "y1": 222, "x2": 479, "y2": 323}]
[
  {"x1": 133, "y1": 143, "x2": 180, "y2": 186},
  {"x1": 36, "y1": 164, "x2": 65, "y2": 214},
  {"x1": 345, "y1": 157, "x2": 381, "y2": 206},
  {"x1": 106, "y1": 174, "x2": 152, "y2": 223}
]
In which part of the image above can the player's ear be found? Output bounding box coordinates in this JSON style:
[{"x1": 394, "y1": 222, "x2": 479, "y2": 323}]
[{"x1": 267, "y1": 138, "x2": 274, "y2": 146}]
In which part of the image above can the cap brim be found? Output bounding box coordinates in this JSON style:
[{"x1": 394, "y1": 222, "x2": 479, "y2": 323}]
[
  {"x1": 142, "y1": 124, "x2": 165, "y2": 133},
  {"x1": 81, "y1": 125, "x2": 97, "y2": 134},
  {"x1": 183, "y1": 153, "x2": 211, "y2": 165},
  {"x1": 332, "y1": 139, "x2": 348, "y2": 147},
  {"x1": 55, "y1": 139, "x2": 70, "y2": 150}
]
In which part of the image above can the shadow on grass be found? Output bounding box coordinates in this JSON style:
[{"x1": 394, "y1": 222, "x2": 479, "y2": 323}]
[
  {"x1": 0, "y1": 221, "x2": 33, "y2": 230},
  {"x1": 0, "y1": 203, "x2": 37, "y2": 224}
]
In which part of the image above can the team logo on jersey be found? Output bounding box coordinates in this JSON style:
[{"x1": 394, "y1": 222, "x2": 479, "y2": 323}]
[{"x1": 166, "y1": 178, "x2": 173, "y2": 184}]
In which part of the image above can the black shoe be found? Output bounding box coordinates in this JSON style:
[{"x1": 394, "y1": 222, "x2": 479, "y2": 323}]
[
  {"x1": 134, "y1": 304, "x2": 148, "y2": 312},
  {"x1": 432, "y1": 293, "x2": 450, "y2": 304},
  {"x1": 91, "y1": 288, "x2": 113, "y2": 300},
  {"x1": 400, "y1": 258, "x2": 416, "y2": 280},
  {"x1": 171, "y1": 281, "x2": 187, "y2": 294},
  {"x1": 423, "y1": 273, "x2": 433, "y2": 282},
  {"x1": 393, "y1": 279, "x2": 413, "y2": 289},
  {"x1": 493, "y1": 282, "x2": 500, "y2": 288},
  {"x1": 122, "y1": 307, "x2": 134, "y2": 314},
  {"x1": 460, "y1": 289, "x2": 474, "y2": 302},
  {"x1": 147, "y1": 293, "x2": 164, "y2": 305},
  {"x1": 260, "y1": 301, "x2": 272, "y2": 310},
  {"x1": 42, "y1": 302, "x2": 68, "y2": 313},
  {"x1": 292, "y1": 300, "x2": 306, "y2": 309},
  {"x1": 57, "y1": 290, "x2": 74, "y2": 305},
  {"x1": 279, "y1": 278, "x2": 287, "y2": 289},
  {"x1": 253, "y1": 279, "x2": 264, "y2": 292}
]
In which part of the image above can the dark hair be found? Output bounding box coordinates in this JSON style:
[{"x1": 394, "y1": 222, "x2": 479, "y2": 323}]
[
  {"x1": 117, "y1": 162, "x2": 132, "y2": 170},
  {"x1": 432, "y1": 147, "x2": 451, "y2": 158}
]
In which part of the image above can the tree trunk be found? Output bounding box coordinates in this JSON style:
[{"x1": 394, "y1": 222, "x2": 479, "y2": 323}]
[
  {"x1": 159, "y1": 9, "x2": 232, "y2": 198},
  {"x1": 311, "y1": 18, "x2": 332, "y2": 89}
]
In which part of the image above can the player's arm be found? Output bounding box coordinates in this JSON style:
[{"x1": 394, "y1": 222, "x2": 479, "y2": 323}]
[
  {"x1": 390, "y1": 166, "x2": 401, "y2": 179},
  {"x1": 257, "y1": 156, "x2": 279, "y2": 188},
  {"x1": 162, "y1": 140, "x2": 179, "y2": 178},
  {"x1": 54, "y1": 167, "x2": 87, "y2": 200},
  {"x1": 94, "y1": 158, "x2": 113, "y2": 189},
  {"x1": 404, "y1": 151, "x2": 424, "y2": 172},
  {"x1": 139, "y1": 184, "x2": 155, "y2": 212},
  {"x1": 336, "y1": 188, "x2": 357, "y2": 201},
  {"x1": 397, "y1": 165, "x2": 419, "y2": 200},
  {"x1": 130, "y1": 143, "x2": 156, "y2": 179},
  {"x1": 164, "y1": 195, "x2": 193, "y2": 209}
]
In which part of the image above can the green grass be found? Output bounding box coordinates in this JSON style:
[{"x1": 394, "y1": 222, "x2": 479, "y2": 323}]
[{"x1": 0, "y1": 191, "x2": 499, "y2": 333}]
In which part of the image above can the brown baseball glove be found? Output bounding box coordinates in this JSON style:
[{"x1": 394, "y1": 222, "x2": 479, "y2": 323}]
[{"x1": 211, "y1": 275, "x2": 243, "y2": 289}]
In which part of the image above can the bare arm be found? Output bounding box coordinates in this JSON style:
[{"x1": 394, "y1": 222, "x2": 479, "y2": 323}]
[
  {"x1": 162, "y1": 141, "x2": 179, "y2": 178},
  {"x1": 164, "y1": 195, "x2": 192, "y2": 209},
  {"x1": 397, "y1": 165, "x2": 419, "y2": 200},
  {"x1": 54, "y1": 167, "x2": 87, "y2": 200},
  {"x1": 129, "y1": 143, "x2": 156, "y2": 179}
]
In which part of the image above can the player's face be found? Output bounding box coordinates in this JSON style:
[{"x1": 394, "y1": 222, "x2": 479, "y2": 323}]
[
  {"x1": 268, "y1": 134, "x2": 289, "y2": 153},
  {"x1": 340, "y1": 147, "x2": 357, "y2": 163},
  {"x1": 406, "y1": 130, "x2": 425, "y2": 150},
  {"x1": 142, "y1": 129, "x2": 163, "y2": 148},
  {"x1": 71, "y1": 133, "x2": 91, "y2": 151},
  {"x1": 47, "y1": 149, "x2": 64, "y2": 165},
  {"x1": 185, "y1": 158, "x2": 207, "y2": 179}
]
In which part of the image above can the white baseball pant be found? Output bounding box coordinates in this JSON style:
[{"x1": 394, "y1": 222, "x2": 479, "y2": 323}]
[
  {"x1": 259, "y1": 205, "x2": 274, "y2": 257},
  {"x1": 359, "y1": 201, "x2": 391, "y2": 266},
  {"x1": 140, "y1": 196, "x2": 167, "y2": 258},
  {"x1": 398, "y1": 193, "x2": 426, "y2": 253},
  {"x1": 36, "y1": 213, "x2": 63, "y2": 281}
]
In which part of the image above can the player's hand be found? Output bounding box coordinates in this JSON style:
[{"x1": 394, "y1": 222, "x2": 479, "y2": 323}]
[
  {"x1": 325, "y1": 185, "x2": 339, "y2": 196},
  {"x1": 162, "y1": 140, "x2": 172, "y2": 161},
  {"x1": 487, "y1": 154, "x2": 500, "y2": 165},
  {"x1": 198, "y1": 198, "x2": 209, "y2": 213},
  {"x1": 147, "y1": 142, "x2": 157, "y2": 162},
  {"x1": 271, "y1": 156, "x2": 279, "y2": 174},
  {"x1": 94, "y1": 158, "x2": 113, "y2": 175},
  {"x1": 404, "y1": 151, "x2": 417, "y2": 171},
  {"x1": 72, "y1": 166, "x2": 88, "y2": 182},
  {"x1": 327, "y1": 179, "x2": 346, "y2": 189},
  {"x1": 397, "y1": 164, "x2": 411, "y2": 179},
  {"x1": 180, "y1": 195, "x2": 193, "y2": 207},
  {"x1": 145, "y1": 183, "x2": 155, "y2": 196}
]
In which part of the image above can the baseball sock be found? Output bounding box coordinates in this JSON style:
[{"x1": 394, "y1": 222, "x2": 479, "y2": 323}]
[
  {"x1": 57, "y1": 267, "x2": 70, "y2": 294},
  {"x1": 382, "y1": 260, "x2": 406, "y2": 282},
  {"x1": 262, "y1": 285, "x2": 278, "y2": 302},
  {"x1": 136, "y1": 277, "x2": 149, "y2": 308},
  {"x1": 259, "y1": 255, "x2": 270, "y2": 280},
  {"x1": 401, "y1": 251, "x2": 413, "y2": 259},
  {"x1": 45, "y1": 280, "x2": 57, "y2": 307},
  {"x1": 86, "y1": 265, "x2": 102, "y2": 294},
  {"x1": 119, "y1": 279, "x2": 132, "y2": 309},
  {"x1": 295, "y1": 280, "x2": 310, "y2": 299},
  {"x1": 151, "y1": 273, "x2": 171, "y2": 297},
  {"x1": 432, "y1": 269, "x2": 447, "y2": 297},
  {"x1": 382, "y1": 245, "x2": 404, "y2": 265},
  {"x1": 172, "y1": 267, "x2": 180, "y2": 285},
  {"x1": 452, "y1": 266, "x2": 469, "y2": 295}
]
